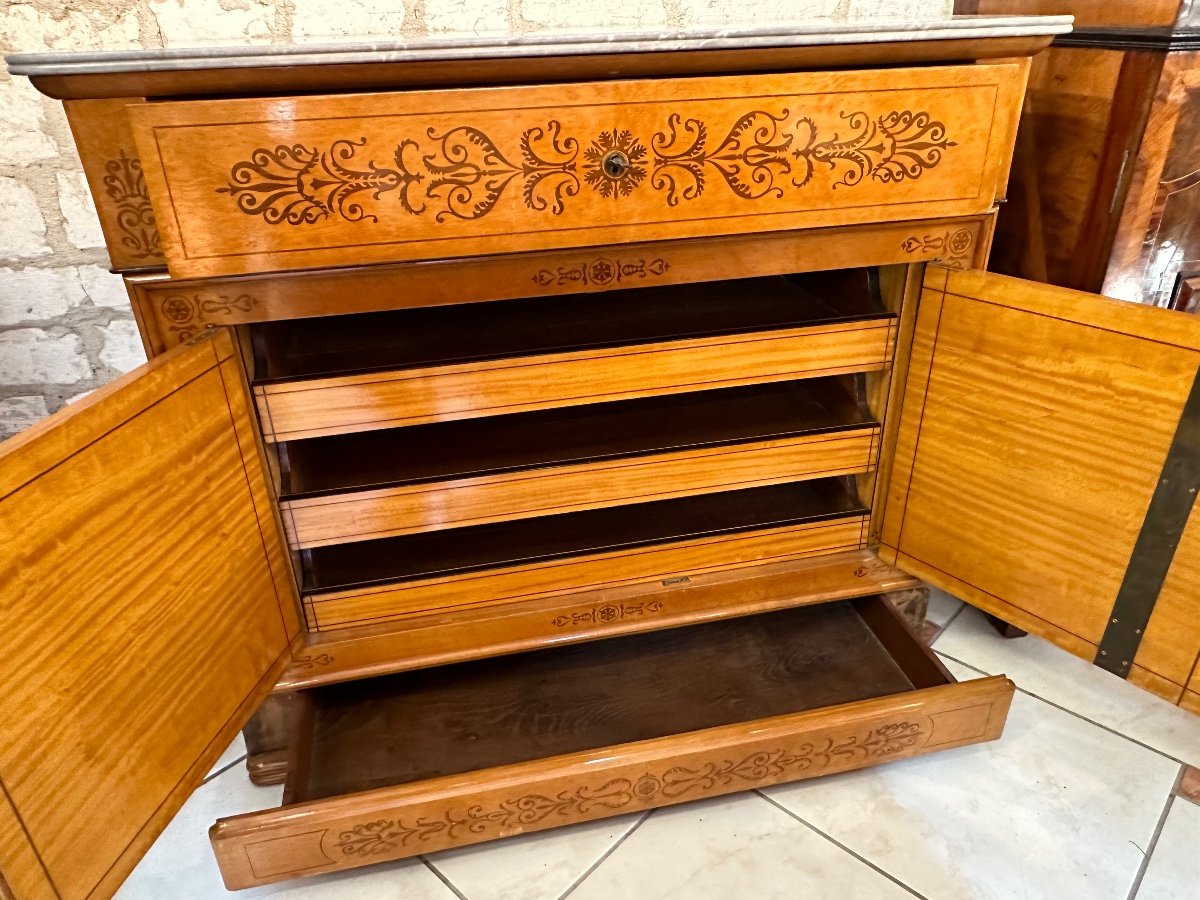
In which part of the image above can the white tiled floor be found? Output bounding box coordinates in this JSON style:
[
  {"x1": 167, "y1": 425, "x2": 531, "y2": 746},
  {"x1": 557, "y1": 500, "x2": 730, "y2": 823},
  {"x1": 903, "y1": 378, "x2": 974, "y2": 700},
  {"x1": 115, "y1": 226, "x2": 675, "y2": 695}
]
[{"x1": 119, "y1": 591, "x2": 1200, "y2": 900}]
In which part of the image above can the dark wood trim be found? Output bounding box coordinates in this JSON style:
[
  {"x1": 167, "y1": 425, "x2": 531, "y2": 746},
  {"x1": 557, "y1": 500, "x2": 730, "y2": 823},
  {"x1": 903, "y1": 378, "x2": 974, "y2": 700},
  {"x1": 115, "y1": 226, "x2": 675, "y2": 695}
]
[
  {"x1": 853, "y1": 594, "x2": 955, "y2": 689},
  {"x1": 1070, "y1": 49, "x2": 1167, "y2": 291},
  {"x1": 246, "y1": 750, "x2": 290, "y2": 787},
  {"x1": 1055, "y1": 27, "x2": 1200, "y2": 51},
  {"x1": 280, "y1": 695, "x2": 314, "y2": 805},
  {"x1": 1096, "y1": 365, "x2": 1200, "y2": 677},
  {"x1": 985, "y1": 613, "x2": 1028, "y2": 639}
]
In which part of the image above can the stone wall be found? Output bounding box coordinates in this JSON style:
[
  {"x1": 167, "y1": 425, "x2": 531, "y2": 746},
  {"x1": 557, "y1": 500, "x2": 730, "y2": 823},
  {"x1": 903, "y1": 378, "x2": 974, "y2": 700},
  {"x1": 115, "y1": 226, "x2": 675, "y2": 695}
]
[{"x1": 0, "y1": 0, "x2": 951, "y2": 438}]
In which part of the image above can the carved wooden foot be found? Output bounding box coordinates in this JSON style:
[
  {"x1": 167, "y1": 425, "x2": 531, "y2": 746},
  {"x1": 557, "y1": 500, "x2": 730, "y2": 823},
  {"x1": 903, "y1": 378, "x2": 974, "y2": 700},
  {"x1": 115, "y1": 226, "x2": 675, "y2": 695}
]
[
  {"x1": 242, "y1": 693, "x2": 296, "y2": 783},
  {"x1": 984, "y1": 613, "x2": 1027, "y2": 639},
  {"x1": 248, "y1": 749, "x2": 290, "y2": 786}
]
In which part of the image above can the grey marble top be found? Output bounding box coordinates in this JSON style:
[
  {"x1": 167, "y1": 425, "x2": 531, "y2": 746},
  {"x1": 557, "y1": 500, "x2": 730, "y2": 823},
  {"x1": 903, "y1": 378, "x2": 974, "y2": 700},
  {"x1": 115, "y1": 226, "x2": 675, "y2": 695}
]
[{"x1": 6, "y1": 16, "x2": 1072, "y2": 77}]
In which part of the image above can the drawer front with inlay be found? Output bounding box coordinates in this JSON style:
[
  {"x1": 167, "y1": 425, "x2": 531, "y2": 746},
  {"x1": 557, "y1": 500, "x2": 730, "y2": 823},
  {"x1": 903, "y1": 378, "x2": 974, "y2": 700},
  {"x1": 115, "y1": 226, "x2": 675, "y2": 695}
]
[
  {"x1": 211, "y1": 598, "x2": 1014, "y2": 888},
  {"x1": 130, "y1": 64, "x2": 1026, "y2": 278}
]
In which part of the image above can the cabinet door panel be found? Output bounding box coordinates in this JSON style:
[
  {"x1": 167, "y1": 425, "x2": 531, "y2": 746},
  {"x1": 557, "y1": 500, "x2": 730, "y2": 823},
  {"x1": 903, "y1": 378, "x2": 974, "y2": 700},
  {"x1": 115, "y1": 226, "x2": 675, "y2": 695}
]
[
  {"x1": 0, "y1": 330, "x2": 299, "y2": 900},
  {"x1": 883, "y1": 267, "x2": 1200, "y2": 703}
]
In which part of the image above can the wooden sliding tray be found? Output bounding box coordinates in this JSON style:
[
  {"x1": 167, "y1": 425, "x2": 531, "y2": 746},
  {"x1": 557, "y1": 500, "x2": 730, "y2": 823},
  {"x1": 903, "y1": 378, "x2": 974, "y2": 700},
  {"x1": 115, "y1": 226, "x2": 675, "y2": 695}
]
[
  {"x1": 301, "y1": 480, "x2": 869, "y2": 631},
  {"x1": 278, "y1": 380, "x2": 879, "y2": 548},
  {"x1": 211, "y1": 597, "x2": 1014, "y2": 888},
  {"x1": 250, "y1": 274, "x2": 896, "y2": 441}
]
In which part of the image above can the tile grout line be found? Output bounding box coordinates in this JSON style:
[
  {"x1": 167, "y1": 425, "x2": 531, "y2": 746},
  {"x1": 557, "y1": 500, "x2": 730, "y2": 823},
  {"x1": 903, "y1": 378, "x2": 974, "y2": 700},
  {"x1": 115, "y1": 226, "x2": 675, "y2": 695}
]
[
  {"x1": 201, "y1": 753, "x2": 248, "y2": 785},
  {"x1": 556, "y1": 811, "x2": 653, "y2": 900},
  {"x1": 421, "y1": 855, "x2": 470, "y2": 900},
  {"x1": 755, "y1": 790, "x2": 930, "y2": 900},
  {"x1": 934, "y1": 650, "x2": 1195, "y2": 767},
  {"x1": 1125, "y1": 780, "x2": 1179, "y2": 900},
  {"x1": 927, "y1": 602, "x2": 966, "y2": 647}
]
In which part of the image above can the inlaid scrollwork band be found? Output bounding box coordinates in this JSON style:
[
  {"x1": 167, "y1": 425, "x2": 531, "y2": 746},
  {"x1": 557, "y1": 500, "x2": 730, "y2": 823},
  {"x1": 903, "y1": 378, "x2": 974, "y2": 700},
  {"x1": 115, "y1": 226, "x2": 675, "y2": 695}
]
[
  {"x1": 218, "y1": 108, "x2": 955, "y2": 225},
  {"x1": 551, "y1": 599, "x2": 665, "y2": 628},
  {"x1": 331, "y1": 721, "x2": 925, "y2": 857},
  {"x1": 532, "y1": 256, "x2": 670, "y2": 288}
]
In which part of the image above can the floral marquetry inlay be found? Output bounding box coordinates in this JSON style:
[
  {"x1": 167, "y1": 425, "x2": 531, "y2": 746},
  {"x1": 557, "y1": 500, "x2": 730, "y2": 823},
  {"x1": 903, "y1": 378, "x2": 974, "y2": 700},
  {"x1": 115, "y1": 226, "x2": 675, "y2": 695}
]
[
  {"x1": 551, "y1": 600, "x2": 665, "y2": 628},
  {"x1": 329, "y1": 720, "x2": 927, "y2": 857},
  {"x1": 900, "y1": 228, "x2": 975, "y2": 268},
  {"x1": 217, "y1": 108, "x2": 956, "y2": 226},
  {"x1": 532, "y1": 256, "x2": 670, "y2": 288},
  {"x1": 584, "y1": 130, "x2": 648, "y2": 199},
  {"x1": 291, "y1": 653, "x2": 334, "y2": 671},
  {"x1": 159, "y1": 291, "x2": 259, "y2": 341},
  {"x1": 104, "y1": 150, "x2": 161, "y2": 259}
]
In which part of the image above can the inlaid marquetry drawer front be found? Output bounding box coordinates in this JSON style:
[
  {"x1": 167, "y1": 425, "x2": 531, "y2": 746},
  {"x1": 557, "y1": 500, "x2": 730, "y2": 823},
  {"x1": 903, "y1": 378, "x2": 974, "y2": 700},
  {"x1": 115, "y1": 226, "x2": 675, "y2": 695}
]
[
  {"x1": 129, "y1": 63, "x2": 1026, "y2": 278},
  {"x1": 210, "y1": 599, "x2": 1015, "y2": 889},
  {"x1": 256, "y1": 319, "x2": 896, "y2": 442}
]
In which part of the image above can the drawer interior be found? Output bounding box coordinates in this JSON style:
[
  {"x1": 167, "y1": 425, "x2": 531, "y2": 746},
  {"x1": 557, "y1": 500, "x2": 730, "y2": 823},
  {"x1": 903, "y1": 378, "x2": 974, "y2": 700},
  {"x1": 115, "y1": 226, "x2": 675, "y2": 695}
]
[
  {"x1": 279, "y1": 378, "x2": 870, "y2": 499},
  {"x1": 284, "y1": 596, "x2": 950, "y2": 804},
  {"x1": 250, "y1": 269, "x2": 888, "y2": 383},
  {"x1": 302, "y1": 478, "x2": 865, "y2": 593}
]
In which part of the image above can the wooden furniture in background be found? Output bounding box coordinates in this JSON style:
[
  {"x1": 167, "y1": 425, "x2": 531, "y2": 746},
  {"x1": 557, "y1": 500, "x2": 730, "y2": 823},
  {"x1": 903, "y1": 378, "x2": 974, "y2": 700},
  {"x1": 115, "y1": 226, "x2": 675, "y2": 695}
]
[
  {"x1": 967, "y1": 0, "x2": 1200, "y2": 307},
  {"x1": 7, "y1": 17, "x2": 1200, "y2": 898}
]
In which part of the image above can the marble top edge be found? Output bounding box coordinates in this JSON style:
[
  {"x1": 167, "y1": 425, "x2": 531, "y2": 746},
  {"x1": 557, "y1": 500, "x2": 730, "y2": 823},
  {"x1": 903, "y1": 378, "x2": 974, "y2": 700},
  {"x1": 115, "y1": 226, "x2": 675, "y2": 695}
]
[{"x1": 7, "y1": 15, "x2": 1073, "y2": 76}]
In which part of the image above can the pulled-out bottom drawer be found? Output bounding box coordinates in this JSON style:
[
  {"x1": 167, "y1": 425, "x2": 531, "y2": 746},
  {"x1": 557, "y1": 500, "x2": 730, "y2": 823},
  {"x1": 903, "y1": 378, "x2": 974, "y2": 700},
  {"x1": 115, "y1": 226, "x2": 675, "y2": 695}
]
[{"x1": 211, "y1": 597, "x2": 1013, "y2": 889}]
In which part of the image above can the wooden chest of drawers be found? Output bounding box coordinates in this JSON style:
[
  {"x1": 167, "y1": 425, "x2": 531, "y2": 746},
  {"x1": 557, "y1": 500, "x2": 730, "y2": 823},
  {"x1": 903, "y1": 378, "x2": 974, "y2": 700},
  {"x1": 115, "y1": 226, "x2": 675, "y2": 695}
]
[{"x1": 7, "y1": 16, "x2": 1200, "y2": 900}]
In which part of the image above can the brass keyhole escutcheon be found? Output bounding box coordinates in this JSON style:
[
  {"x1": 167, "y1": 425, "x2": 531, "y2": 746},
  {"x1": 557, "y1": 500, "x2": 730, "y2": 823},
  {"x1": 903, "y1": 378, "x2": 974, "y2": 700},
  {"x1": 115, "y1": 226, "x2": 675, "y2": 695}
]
[{"x1": 602, "y1": 150, "x2": 631, "y2": 179}]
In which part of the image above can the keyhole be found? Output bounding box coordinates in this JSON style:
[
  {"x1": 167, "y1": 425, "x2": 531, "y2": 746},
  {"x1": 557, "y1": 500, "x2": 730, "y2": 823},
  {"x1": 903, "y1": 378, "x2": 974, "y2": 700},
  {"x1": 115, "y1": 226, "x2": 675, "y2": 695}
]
[{"x1": 603, "y1": 150, "x2": 631, "y2": 178}]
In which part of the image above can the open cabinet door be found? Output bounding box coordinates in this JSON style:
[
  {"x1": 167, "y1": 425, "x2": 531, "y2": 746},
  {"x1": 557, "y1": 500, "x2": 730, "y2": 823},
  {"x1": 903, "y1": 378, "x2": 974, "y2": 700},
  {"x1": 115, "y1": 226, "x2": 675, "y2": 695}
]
[
  {"x1": 0, "y1": 329, "x2": 300, "y2": 900},
  {"x1": 881, "y1": 267, "x2": 1200, "y2": 709}
]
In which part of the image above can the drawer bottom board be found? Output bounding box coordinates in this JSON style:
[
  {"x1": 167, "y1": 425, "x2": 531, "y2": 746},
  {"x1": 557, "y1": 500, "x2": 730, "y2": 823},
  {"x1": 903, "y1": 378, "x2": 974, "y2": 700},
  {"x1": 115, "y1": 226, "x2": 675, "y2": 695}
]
[
  {"x1": 212, "y1": 599, "x2": 1014, "y2": 888},
  {"x1": 292, "y1": 601, "x2": 916, "y2": 800}
]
